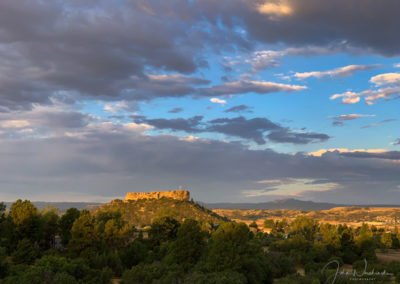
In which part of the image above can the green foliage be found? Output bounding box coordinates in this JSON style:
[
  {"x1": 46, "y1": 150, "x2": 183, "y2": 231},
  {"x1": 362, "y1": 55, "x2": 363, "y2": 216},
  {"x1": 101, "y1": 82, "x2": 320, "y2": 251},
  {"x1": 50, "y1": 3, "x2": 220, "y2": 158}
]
[
  {"x1": 167, "y1": 219, "x2": 207, "y2": 271},
  {"x1": 120, "y1": 239, "x2": 148, "y2": 269},
  {"x1": 355, "y1": 223, "x2": 373, "y2": 247},
  {"x1": 264, "y1": 219, "x2": 275, "y2": 228},
  {"x1": 12, "y1": 238, "x2": 38, "y2": 264},
  {"x1": 121, "y1": 263, "x2": 163, "y2": 284},
  {"x1": 9, "y1": 200, "x2": 41, "y2": 242},
  {"x1": 0, "y1": 200, "x2": 398, "y2": 283},
  {"x1": 40, "y1": 209, "x2": 60, "y2": 250},
  {"x1": 59, "y1": 208, "x2": 80, "y2": 246},
  {"x1": 290, "y1": 216, "x2": 318, "y2": 241},
  {"x1": 68, "y1": 211, "x2": 100, "y2": 257},
  {"x1": 380, "y1": 232, "x2": 393, "y2": 249},
  {"x1": 149, "y1": 216, "x2": 180, "y2": 246}
]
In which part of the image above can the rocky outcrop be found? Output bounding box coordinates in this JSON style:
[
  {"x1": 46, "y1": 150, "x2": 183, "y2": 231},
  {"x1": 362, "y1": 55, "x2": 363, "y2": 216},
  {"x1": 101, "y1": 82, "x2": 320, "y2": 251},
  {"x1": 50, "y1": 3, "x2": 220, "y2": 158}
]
[{"x1": 125, "y1": 190, "x2": 190, "y2": 201}]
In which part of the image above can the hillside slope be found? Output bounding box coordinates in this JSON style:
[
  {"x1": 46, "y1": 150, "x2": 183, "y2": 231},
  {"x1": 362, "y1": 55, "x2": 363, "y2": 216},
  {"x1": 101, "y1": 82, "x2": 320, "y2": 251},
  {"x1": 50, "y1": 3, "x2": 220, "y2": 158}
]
[{"x1": 94, "y1": 197, "x2": 228, "y2": 227}]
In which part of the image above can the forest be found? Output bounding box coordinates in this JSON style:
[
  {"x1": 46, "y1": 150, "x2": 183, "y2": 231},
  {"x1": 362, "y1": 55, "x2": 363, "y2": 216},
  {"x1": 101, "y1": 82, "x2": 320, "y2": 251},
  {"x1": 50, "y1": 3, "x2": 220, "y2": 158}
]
[{"x1": 1, "y1": 199, "x2": 400, "y2": 283}]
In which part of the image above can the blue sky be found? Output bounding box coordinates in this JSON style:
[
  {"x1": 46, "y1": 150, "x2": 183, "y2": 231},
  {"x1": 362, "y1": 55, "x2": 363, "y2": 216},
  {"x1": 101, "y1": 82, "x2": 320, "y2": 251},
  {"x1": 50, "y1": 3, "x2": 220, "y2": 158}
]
[{"x1": 0, "y1": 0, "x2": 400, "y2": 203}]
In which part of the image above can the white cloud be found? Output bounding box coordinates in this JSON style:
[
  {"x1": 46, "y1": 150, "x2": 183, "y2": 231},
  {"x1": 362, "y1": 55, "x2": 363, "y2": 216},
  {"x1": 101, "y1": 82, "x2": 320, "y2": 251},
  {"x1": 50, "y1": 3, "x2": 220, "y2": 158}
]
[
  {"x1": 103, "y1": 104, "x2": 119, "y2": 114},
  {"x1": 103, "y1": 100, "x2": 138, "y2": 114},
  {"x1": 0, "y1": 120, "x2": 30, "y2": 128},
  {"x1": 370, "y1": 73, "x2": 400, "y2": 86},
  {"x1": 333, "y1": 114, "x2": 375, "y2": 121},
  {"x1": 243, "y1": 178, "x2": 339, "y2": 197},
  {"x1": 123, "y1": 122, "x2": 154, "y2": 133},
  {"x1": 295, "y1": 64, "x2": 379, "y2": 79},
  {"x1": 210, "y1": 98, "x2": 227, "y2": 105}
]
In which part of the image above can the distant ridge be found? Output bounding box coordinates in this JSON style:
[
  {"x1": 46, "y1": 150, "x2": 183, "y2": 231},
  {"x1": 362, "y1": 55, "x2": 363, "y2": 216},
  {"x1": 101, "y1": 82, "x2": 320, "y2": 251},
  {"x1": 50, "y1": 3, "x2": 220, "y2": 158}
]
[
  {"x1": 1, "y1": 202, "x2": 104, "y2": 212},
  {"x1": 206, "y1": 198, "x2": 400, "y2": 211}
]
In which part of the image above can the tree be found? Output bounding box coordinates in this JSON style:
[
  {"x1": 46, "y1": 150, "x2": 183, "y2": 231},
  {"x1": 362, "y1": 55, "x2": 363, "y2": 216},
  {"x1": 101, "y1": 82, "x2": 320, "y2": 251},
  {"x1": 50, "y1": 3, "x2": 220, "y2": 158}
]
[
  {"x1": 381, "y1": 232, "x2": 393, "y2": 249},
  {"x1": 12, "y1": 238, "x2": 38, "y2": 264},
  {"x1": 206, "y1": 222, "x2": 272, "y2": 283},
  {"x1": 40, "y1": 208, "x2": 59, "y2": 249},
  {"x1": 207, "y1": 222, "x2": 251, "y2": 271},
  {"x1": 249, "y1": 221, "x2": 258, "y2": 229},
  {"x1": 148, "y1": 217, "x2": 180, "y2": 246},
  {"x1": 103, "y1": 219, "x2": 132, "y2": 250},
  {"x1": 168, "y1": 219, "x2": 207, "y2": 271},
  {"x1": 289, "y1": 216, "x2": 318, "y2": 241},
  {"x1": 320, "y1": 223, "x2": 340, "y2": 248},
  {"x1": 264, "y1": 219, "x2": 275, "y2": 229},
  {"x1": 355, "y1": 223, "x2": 373, "y2": 247},
  {"x1": 68, "y1": 211, "x2": 100, "y2": 257},
  {"x1": 59, "y1": 208, "x2": 80, "y2": 246},
  {"x1": 9, "y1": 200, "x2": 40, "y2": 242}
]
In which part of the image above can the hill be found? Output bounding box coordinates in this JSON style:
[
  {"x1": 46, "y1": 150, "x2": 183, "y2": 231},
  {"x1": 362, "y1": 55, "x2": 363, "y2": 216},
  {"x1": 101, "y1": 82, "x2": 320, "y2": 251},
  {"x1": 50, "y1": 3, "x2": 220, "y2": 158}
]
[
  {"x1": 206, "y1": 198, "x2": 340, "y2": 211},
  {"x1": 206, "y1": 198, "x2": 400, "y2": 211},
  {"x1": 94, "y1": 197, "x2": 228, "y2": 227},
  {"x1": 213, "y1": 206, "x2": 400, "y2": 228}
]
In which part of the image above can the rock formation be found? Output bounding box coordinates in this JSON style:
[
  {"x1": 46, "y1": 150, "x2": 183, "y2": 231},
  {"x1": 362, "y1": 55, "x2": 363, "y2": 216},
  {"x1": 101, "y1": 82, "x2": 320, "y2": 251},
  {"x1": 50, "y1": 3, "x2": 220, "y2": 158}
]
[{"x1": 125, "y1": 190, "x2": 190, "y2": 201}]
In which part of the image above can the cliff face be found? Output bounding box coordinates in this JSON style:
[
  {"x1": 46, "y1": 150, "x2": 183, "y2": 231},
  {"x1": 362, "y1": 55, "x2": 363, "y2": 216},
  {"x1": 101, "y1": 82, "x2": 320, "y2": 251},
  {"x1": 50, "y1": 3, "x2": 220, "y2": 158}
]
[{"x1": 125, "y1": 190, "x2": 190, "y2": 201}]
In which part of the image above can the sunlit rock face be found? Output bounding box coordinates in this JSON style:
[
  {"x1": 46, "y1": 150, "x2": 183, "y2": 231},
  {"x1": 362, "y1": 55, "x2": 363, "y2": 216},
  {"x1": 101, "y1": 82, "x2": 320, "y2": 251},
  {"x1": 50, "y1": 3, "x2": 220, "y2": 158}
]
[{"x1": 125, "y1": 190, "x2": 190, "y2": 201}]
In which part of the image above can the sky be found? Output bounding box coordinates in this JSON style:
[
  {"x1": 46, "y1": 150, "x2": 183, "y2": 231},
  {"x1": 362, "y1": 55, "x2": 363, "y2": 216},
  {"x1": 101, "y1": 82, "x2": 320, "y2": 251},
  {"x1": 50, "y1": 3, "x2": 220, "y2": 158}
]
[{"x1": 0, "y1": 0, "x2": 400, "y2": 204}]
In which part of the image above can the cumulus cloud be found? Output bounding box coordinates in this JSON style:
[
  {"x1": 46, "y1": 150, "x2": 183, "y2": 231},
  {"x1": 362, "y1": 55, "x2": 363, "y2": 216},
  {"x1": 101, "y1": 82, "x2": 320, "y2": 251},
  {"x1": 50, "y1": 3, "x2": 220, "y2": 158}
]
[
  {"x1": 294, "y1": 64, "x2": 379, "y2": 79},
  {"x1": 210, "y1": 98, "x2": 227, "y2": 105},
  {"x1": 331, "y1": 72, "x2": 400, "y2": 105}
]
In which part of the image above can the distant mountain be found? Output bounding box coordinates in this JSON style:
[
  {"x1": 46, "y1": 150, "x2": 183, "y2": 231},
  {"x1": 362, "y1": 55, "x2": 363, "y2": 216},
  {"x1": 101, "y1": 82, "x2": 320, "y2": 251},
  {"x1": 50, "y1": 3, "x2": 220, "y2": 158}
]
[
  {"x1": 206, "y1": 198, "x2": 400, "y2": 211},
  {"x1": 2, "y1": 201, "x2": 104, "y2": 212},
  {"x1": 206, "y1": 198, "x2": 339, "y2": 211}
]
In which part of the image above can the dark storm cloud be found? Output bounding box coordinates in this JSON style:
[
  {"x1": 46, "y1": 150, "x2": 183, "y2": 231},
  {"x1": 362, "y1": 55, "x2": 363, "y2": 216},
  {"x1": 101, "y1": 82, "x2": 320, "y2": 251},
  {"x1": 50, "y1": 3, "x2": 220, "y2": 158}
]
[
  {"x1": 133, "y1": 115, "x2": 330, "y2": 145},
  {"x1": 339, "y1": 151, "x2": 400, "y2": 160},
  {"x1": 224, "y1": 104, "x2": 253, "y2": 113},
  {"x1": 0, "y1": 124, "x2": 399, "y2": 203},
  {"x1": 1, "y1": 0, "x2": 396, "y2": 111},
  {"x1": 230, "y1": 0, "x2": 400, "y2": 56},
  {"x1": 394, "y1": 139, "x2": 400, "y2": 145},
  {"x1": 0, "y1": 0, "x2": 243, "y2": 110}
]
